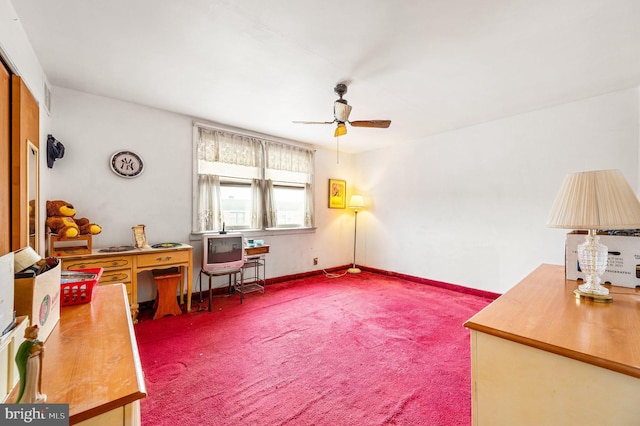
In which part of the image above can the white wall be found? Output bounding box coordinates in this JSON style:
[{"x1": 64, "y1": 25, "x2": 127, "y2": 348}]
[
  {"x1": 0, "y1": 0, "x2": 52, "y2": 251},
  {"x1": 49, "y1": 87, "x2": 358, "y2": 300},
  {"x1": 0, "y1": 0, "x2": 45, "y2": 103},
  {"x1": 356, "y1": 88, "x2": 640, "y2": 294}
]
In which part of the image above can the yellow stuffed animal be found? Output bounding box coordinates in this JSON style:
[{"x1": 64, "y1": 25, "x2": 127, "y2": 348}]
[{"x1": 46, "y1": 200, "x2": 102, "y2": 238}]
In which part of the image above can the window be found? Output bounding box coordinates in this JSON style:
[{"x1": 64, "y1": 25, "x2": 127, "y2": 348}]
[
  {"x1": 194, "y1": 125, "x2": 314, "y2": 233},
  {"x1": 272, "y1": 184, "x2": 305, "y2": 227},
  {"x1": 220, "y1": 182, "x2": 252, "y2": 229}
]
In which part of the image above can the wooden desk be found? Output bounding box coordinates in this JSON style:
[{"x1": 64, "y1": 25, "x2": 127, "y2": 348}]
[
  {"x1": 60, "y1": 244, "x2": 193, "y2": 322},
  {"x1": 9, "y1": 284, "x2": 146, "y2": 425},
  {"x1": 464, "y1": 264, "x2": 640, "y2": 425}
]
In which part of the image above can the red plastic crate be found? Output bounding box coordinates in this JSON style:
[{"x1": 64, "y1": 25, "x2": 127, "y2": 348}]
[{"x1": 60, "y1": 268, "x2": 103, "y2": 306}]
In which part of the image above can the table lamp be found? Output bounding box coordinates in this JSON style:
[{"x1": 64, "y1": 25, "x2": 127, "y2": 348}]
[
  {"x1": 348, "y1": 195, "x2": 365, "y2": 274},
  {"x1": 546, "y1": 169, "x2": 640, "y2": 301}
]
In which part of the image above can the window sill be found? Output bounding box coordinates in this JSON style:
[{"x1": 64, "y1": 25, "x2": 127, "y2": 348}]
[{"x1": 190, "y1": 227, "x2": 315, "y2": 242}]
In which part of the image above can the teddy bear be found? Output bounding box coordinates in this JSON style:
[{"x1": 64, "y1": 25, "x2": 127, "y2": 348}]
[{"x1": 46, "y1": 200, "x2": 102, "y2": 238}]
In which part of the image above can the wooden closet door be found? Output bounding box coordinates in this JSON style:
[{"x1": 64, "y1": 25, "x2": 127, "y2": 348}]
[
  {"x1": 0, "y1": 62, "x2": 9, "y2": 255},
  {"x1": 11, "y1": 75, "x2": 39, "y2": 252}
]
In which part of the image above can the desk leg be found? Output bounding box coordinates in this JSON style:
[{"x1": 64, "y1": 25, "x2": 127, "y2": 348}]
[
  {"x1": 178, "y1": 266, "x2": 185, "y2": 305},
  {"x1": 187, "y1": 261, "x2": 192, "y2": 312},
  {"x1": 131, "y1": 263, "x2": 139, "y2": 324}
]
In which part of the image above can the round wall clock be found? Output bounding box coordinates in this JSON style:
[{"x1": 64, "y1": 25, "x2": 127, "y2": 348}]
[{"x1": 110, "y1": 150, "x2": 144, "y2": 178}]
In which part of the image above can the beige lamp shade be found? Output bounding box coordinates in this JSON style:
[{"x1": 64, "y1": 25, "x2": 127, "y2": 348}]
[
  {"x1": 349, "y1": 195, "x2": 365, "y2": 209},
  {"x1": 546, "y1": 169, "x2": 640, "y2": 229}
]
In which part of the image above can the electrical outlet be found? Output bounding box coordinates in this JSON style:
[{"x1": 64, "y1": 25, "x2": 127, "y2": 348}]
[{"x1": 313, "y1": 257, "x2": 318, "y2": 265}]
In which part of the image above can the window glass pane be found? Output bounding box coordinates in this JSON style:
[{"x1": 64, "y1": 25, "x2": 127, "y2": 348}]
[
  {"x1": 273, "y1": 185, "x2": 305, "y2": 227},
  {"x1": 220, "y1": 184, "x2": 252, "y2": 228}
]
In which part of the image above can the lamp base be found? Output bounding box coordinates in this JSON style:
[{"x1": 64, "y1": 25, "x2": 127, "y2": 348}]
[
  {"x1": 347, "y1": 267, "x2": 361, "y2": 274},
  {"x1": 573, "y1": 289, "x2": 613, "y2": 303}
]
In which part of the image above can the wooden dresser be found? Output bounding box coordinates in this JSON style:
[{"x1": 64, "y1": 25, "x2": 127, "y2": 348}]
[
  {"x1": 464, "y1": 264, "x2": 640, "y2": 425},
  {"x1": 60, "y1": 245, "x2": 193, "y2": 322},
  {"x1": 9, "y1": 284, "x2": 146, "y2": 425}
]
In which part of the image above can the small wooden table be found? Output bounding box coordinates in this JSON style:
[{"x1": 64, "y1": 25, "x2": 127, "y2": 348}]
[{"x1": 8, "y1": 284, "x2": 146, "y2": 425}]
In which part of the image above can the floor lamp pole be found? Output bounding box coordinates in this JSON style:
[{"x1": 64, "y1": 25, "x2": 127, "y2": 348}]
[{"x1": 348, "y1": 209, "x2": 361, "y2": 274}]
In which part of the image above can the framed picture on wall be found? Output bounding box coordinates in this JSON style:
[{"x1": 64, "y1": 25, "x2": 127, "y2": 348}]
[{"x1": 328, "y1": 179, "x2": 346, "y2": 209}]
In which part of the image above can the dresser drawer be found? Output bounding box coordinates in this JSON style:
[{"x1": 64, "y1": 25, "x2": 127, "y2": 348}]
[
  {"x1": 63, "y1": 256, "x2": 133, "y2": 272},
  {"x1": 99, "y1": 269, "x2": 132, "y2": 285},
  {"x1": 136, "y1": 250, "x2": 190, "y2": 268}
]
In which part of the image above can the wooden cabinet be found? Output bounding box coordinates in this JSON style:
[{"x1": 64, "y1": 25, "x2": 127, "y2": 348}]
[{"x1": 464, "y1": 264, "x2": 640, "y2": 425}]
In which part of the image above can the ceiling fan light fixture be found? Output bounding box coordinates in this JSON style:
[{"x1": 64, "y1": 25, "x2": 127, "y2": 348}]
[
  {"x1": 334, "y1": 123, "x2": 347, "y2": 137},
  {"x1": 334, "y1": 101, "x2": 352, "y2": 122}
]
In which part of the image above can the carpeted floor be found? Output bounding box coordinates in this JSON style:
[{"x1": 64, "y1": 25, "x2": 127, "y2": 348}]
[{"x1": 134, "y1": 271, "x2": 494, "y2": 425}]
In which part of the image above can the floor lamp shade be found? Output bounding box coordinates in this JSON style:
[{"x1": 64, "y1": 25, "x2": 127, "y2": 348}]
[
  {"x1": 546, "y1": 169, "x2": 640, "y2": 301},
  {"x1": 349, "y1": 195, "x2": 365, "y2": 210}
]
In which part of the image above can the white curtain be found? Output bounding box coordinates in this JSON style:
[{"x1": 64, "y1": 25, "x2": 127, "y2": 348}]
[
  {"x1": 197, "y1": 174, "x2": 221, "y2": 231},
  {"x1": 251, "y1": 178, "x2": 263, "y2": 229},
  {"x1": 264, "y1": 179, "x2": 277, "y2": 228},
  {"x1": 265, "y1": 142, "x2": 314, "y2": 182},
  {"x1": 304, "y1": 183, "x2": 313, "y2": 228},
  {"x1": 198, "y1": 128, "x2": 262, "y2": 169}
]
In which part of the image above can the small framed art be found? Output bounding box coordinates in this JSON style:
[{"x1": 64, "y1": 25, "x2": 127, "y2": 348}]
[{"x1": 328, "y1": 179, "x2": 346, "y2": 209}]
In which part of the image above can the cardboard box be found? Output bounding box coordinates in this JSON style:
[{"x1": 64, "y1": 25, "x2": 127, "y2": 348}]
[
  {"x1": 14, "y1": 263, "x2": 61, "y2": 341},
  {"x1": 565, "y1": 232, "x2": 640, "y2": 288}
]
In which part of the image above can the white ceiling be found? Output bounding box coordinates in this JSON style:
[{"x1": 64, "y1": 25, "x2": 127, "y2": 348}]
[{"x1": 10, "y1": 0, "x2": 640, "y2": 153}]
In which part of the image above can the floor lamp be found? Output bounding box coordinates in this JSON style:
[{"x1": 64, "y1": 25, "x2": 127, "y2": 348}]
[{"x1": 348, "y1": 195, "x2": 364, "y2": 274}]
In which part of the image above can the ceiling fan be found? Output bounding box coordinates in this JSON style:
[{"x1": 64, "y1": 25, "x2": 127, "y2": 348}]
[{"x1": 293, "y1": 83, "x2": 391, "y2": 137}]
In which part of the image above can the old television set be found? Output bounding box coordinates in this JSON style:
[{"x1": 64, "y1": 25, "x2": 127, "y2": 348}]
[{"x1": 202, "y1": 233, "x2": 245, "y2": 274}]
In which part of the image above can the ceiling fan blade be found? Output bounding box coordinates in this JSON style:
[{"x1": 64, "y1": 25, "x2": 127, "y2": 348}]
[
  {"x1": 333, "y1": 102, "x2": 352, "y2": 122},
  {"x1": 292, "y1": 120, "x2": 335, "y2": 125},
  {"x1": 350, "y1": 120, "x2": 392, "y2": 128}
]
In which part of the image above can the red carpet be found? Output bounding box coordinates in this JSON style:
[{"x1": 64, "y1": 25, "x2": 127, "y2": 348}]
[{"x1": 134, "y1": 271, "x2": 494, "y2": 425}]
